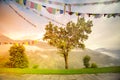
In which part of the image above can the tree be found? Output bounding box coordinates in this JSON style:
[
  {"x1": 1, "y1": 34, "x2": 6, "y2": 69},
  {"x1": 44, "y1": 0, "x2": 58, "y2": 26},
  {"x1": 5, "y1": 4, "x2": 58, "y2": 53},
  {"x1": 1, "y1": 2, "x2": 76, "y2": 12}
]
[
  {"x1": 6, "y1": 44, "x2": 29, "y2": 68},
  {"x1": 91, "y1": 63, "x2": 98, "y2": 68},
  {"x1": 43, "y1": 17, "x2": 93, "y2": 69},
  {"x1": 83, "y1": 55, "x2": 91, "y2": 68}
]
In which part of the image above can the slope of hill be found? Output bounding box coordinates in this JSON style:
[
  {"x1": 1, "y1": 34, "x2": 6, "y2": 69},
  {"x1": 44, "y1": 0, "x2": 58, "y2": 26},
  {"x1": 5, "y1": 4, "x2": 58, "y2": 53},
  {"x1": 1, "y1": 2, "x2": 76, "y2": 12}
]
[
  {"x1": 0, "y1": 34, "x2": 120, "y2": 69},
  {"x1": 0, "y1": 33, "x2": 13, "y2": 42},
  {"x1": 95, "y1": 48, "x2": 120, "y2": 59},
  {"x1": 25, "y1": 47, "x2": 120, "y2": 69}
]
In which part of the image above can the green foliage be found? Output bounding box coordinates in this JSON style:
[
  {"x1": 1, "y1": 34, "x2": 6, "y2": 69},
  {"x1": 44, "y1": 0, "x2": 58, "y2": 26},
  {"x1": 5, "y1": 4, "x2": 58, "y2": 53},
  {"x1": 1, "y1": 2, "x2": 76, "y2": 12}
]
[
  {"x1": 0, "y1": 66, "x2": 120, "y2": 74},
  {"x1": 91, "y1": 63, "x2": 98, "y2": 68},
  {"x1": 32, "y1": 64, "x2": 39, "y2": 69},
  {"x1": 83, "y1": 55, "x2": 91, "y2": 68},
  {"x1": 43, "y1": 17, "x2": 93, "y2": 69},
  {"x1": 6, "y1": 44, "x2": 29, "y2": 68}
]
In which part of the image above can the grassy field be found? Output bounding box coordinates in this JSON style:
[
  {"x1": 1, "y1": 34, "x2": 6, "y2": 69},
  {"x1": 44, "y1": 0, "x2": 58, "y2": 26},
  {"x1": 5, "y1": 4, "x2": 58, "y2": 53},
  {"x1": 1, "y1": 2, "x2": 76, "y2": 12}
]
[{"x1": 0, "y1": 66, "x2": 120, "y2": 74}]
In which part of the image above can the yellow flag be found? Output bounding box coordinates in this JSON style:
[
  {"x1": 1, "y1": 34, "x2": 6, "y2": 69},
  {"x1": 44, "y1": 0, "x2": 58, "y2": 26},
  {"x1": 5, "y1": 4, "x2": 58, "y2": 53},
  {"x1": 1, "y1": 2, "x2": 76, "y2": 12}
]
[
  {"x1": 37, "y1": 4, "x2": 42, "y2": 11},
  {"x1": 34, "y1": 40, "x2": 39, "y2": 44},
  {"x1": 19, "y1": 0, "x2": 23, "y2": 5},
  {"x1": 25, "y1": 42, "x2": 28, "y2": 45}
]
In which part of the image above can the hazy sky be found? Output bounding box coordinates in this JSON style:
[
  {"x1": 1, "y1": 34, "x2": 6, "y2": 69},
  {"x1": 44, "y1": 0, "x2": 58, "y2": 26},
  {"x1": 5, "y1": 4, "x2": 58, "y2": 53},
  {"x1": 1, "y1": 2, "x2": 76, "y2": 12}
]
[{"x1": 0, "y1": 0, "x2": 120, "y2": 50}]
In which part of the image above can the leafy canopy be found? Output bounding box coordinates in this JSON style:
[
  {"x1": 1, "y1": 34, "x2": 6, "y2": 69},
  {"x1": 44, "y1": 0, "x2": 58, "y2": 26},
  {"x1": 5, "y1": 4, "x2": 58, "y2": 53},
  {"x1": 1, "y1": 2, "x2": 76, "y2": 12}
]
[{"x1": 43, "y1": 17, "x2": 93, "y2": 52}]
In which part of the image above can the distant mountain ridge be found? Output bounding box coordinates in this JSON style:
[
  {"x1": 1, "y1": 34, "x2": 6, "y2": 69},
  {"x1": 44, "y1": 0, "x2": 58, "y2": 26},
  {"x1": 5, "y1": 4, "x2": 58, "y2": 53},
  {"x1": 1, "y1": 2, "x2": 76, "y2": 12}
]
[
  {"x1": 0, "y1": 33, "x2": 54, "y2": 49},
  {"x1": 95, "y1": 48, "x2": 120, "y2": 59},
  {"x1": 0, "y1": 33, "x2": 13, "y2": 42}
]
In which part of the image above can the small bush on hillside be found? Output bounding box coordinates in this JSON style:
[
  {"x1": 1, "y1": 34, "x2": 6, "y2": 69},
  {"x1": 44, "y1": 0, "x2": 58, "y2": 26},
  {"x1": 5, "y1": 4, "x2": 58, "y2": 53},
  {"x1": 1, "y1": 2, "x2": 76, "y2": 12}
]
[
  {"x1": 32, "y1": 64, "x2": 39, "y2": 69},
  {"x1": 91, "y1": 63, "x2": 98, "y2": 68},
  {"x1": 83, "y1": 55, "x2": 91, "y2": 68}
]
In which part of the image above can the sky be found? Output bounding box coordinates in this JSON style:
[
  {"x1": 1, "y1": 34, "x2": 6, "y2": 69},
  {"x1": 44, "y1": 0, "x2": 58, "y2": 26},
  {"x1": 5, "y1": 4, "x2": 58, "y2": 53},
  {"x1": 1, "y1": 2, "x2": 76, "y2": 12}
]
[{"x1": 0, "y1": 0, "x2": 120, "y2": 50}]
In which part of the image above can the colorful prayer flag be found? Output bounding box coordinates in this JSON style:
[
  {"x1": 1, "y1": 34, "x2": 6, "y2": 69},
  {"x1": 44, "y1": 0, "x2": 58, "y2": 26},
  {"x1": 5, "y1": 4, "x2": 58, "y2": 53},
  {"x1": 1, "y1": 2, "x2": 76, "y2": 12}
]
[
  {"x1": 37, "y1": 4, "x2": 42, "y2": 11},
  {"x1": 47, "y1": 7, "x2": 56, "y2": 14},
  {"x1": 19, "y1": 0, "x2": 23, "y2": 5},
  {"x1": 25, "y1": 41, "x2": 28, "y2": 45},
  {"x1": 30, "y1": 2, "x2": 34, "y2": 8},
  {"x1": 34, "y1": 40, "x2": 38, "y2": 44},
  {"x1": 94, "y1": 14, "x2": 103, "y2": 18},
  {"x1": 60, "y1": 10, "x2": 63, "y2": 14},
  {"x1": 23, "y1": 0, "x2": 26, "y2": 5},
  {"x1": 47, "y1": 7, "x2": 52, "y2": 13},
  {"x1": 34, "y1": 3, "x2": 37, "y2": 9}
]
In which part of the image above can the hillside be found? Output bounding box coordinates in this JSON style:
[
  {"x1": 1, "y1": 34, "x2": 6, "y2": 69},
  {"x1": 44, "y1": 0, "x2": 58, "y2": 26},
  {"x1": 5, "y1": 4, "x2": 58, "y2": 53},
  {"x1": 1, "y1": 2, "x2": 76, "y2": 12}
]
[
  {"x1": 0, "y1": 33, "x2": 13, "y2": 42},
  {"x1": 0, "y1": 34, "x2": 120, "y2": 69}
]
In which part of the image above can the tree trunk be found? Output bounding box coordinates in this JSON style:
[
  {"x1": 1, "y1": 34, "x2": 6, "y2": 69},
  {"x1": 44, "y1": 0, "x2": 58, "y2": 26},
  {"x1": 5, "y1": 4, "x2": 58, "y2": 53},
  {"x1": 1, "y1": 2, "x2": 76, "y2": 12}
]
[{"x1": 64, "y1": 54, "x2": 68, "y2": 69}]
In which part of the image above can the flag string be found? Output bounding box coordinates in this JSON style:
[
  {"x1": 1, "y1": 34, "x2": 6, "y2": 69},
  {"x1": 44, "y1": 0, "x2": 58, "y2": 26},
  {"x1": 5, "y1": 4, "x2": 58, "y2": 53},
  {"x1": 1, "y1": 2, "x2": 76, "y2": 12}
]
[
  {"x1": 37, "y1": 0, "x2": 120, "y2": 6},
  {"x1": 7, "y1": 2, "x2": 37, "y2": 27},
  {"x1": 32, "y1": 10, "x2": 66, "y2": 26},
  {"x1": 7, "y1": 1, "x2": 66, "y2": 26},
  {"x1": 0, "y1": 40, "x2": 39, "y2": 46},
  {"x1": 16, "y1": 0, "x2": 120, "y2": 18}
]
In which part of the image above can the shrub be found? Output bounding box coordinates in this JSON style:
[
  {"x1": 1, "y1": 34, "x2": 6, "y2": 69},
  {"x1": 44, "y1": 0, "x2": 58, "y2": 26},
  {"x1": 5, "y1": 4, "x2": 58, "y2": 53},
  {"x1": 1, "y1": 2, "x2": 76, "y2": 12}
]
[
  {"x1": 91, "y1": 63, "x2": 98, "y2": 68},
  {"x1": 32, "y1": 64, "x2": 39, "y2": 69},
  {"x1": 6, "y1": 44, "x2": 29, "y2": 68},
  {"x1": 83, "y1": 55, "x2": 91, "y2": 68}
]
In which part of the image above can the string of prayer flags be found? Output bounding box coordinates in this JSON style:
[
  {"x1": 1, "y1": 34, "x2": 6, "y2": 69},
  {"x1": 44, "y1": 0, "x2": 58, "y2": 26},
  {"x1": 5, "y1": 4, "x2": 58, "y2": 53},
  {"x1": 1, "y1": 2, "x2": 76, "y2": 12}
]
[
  {"x1": 8, "y1": 3, "x2": 36, "y2": 27},
  {"x1": 25, "y1": 1, "x2": 120, "y2": 18},
  {"x1": 93, "y1": 14, "x2": 103, "y2": 18},
  {"x1": 71, "y1": 0, "x2": 120, "y2": 6},
  {"x1": 16, "y1": 0, "x2": 26, "y2": 5},
  {"x1": 13, "y1": 0, "x2": 120, "y2": 27},
  {"x1": 0, "y1": 40, "x2": 40, "y2": 45},
  {"x1": 39, "y1": 0, "x2": 64, "y2": 6},
  {"x1": 37, "y1": 0, "x2": 120, "y2": 6},
  {"x1": 14, "y1": 0, "x2": 120, "y2": 18}
]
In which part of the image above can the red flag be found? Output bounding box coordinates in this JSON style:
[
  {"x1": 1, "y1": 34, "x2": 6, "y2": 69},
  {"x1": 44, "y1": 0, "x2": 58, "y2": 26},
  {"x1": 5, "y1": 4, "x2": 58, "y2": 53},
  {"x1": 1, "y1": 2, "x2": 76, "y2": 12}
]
[
  {"x1": 30, "y1": 2, "x2": 34, "y2": 8},
  {"x1": 47, "y1": 7, "x2": 53, "y2": 14}
]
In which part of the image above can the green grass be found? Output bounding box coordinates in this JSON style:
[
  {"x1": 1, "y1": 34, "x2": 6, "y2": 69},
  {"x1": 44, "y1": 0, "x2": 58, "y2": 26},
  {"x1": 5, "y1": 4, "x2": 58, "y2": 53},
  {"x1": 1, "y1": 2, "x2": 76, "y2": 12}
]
[{"x1": 0, "y1": 66, "x2": 120, "y2": 74}]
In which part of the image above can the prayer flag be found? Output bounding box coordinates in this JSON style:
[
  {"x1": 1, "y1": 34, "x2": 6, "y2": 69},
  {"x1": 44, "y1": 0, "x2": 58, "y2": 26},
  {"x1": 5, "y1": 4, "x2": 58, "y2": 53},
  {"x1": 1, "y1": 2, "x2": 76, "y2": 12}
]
[
  {"x1": 60, "y1": 10, "x2": 63, "y2": 14},
  {"x1": 34, "y1": 3, "x2": 38, "y2": 9},
  {"x1": 37, "y1": 4, "x2": 42, "y2": 11},
  {"x1": 30, "y1": 2, "x2": 34, "y2": 8},
  {"x1": 23, "y1": 0, "x2": 26, "y2": 5},
  {"x1": 25, "y1": 42, "x2": 28, "y2": 45},
  {"x1": 34, "y1": 40, "x2": 38, "y2": 44},
  {"x1": 94, "y1": 14, "x2": 103, "y2": 18},
  {"x1": 19, "y1": 0, "x2": 23, "y2": 5},
  {"x1": 47, "y1": 7, "x2": 52, "y2": 13}
]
